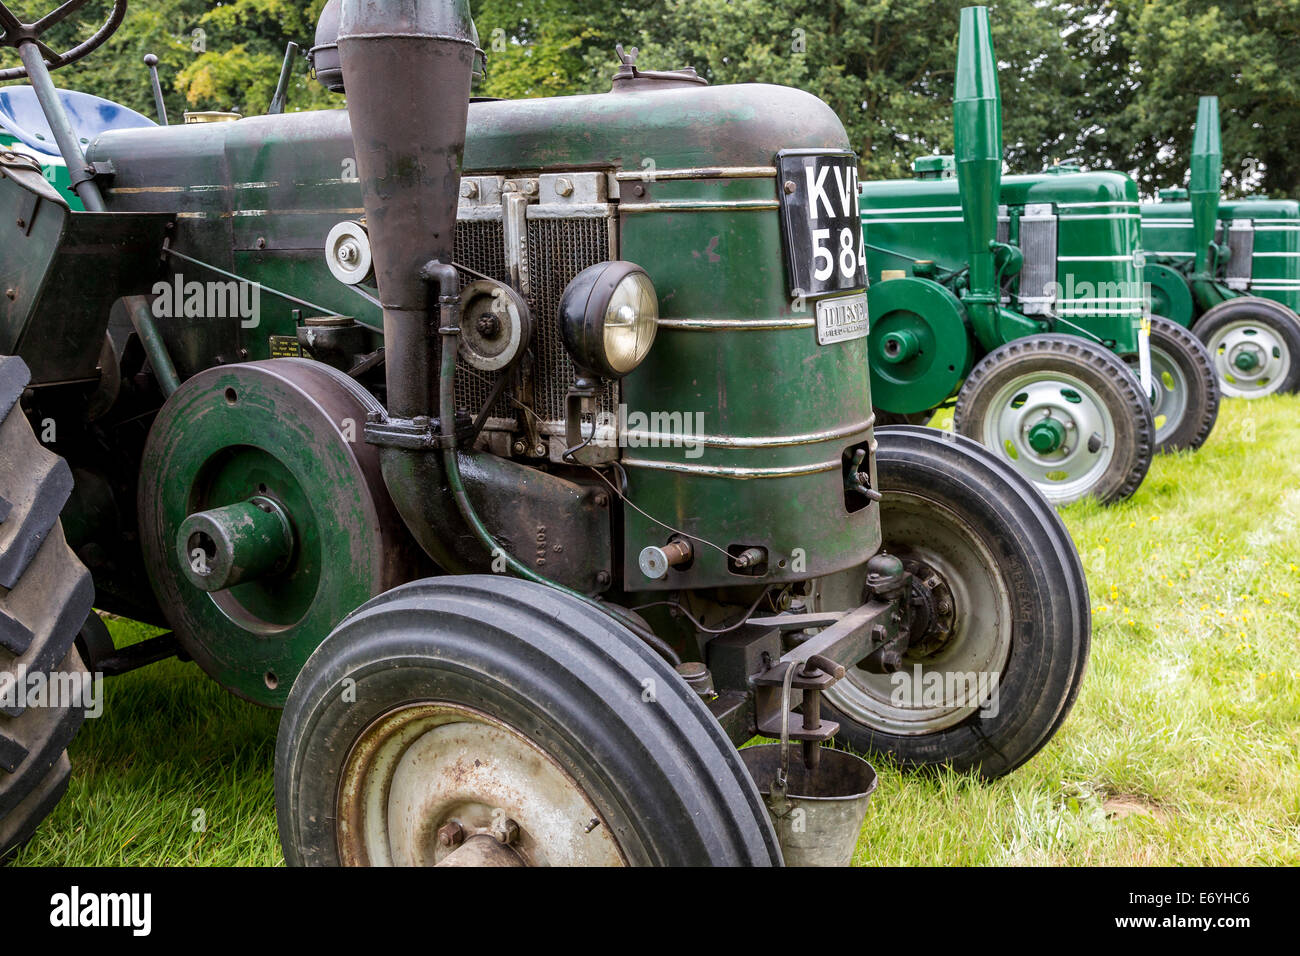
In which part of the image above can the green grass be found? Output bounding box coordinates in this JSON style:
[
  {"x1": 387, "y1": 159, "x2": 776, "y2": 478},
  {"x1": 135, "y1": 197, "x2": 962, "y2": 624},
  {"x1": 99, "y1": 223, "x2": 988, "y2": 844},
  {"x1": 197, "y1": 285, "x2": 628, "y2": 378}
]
[{"x1": 11, "y1": 397, "x2": 1300, "y2": 866}]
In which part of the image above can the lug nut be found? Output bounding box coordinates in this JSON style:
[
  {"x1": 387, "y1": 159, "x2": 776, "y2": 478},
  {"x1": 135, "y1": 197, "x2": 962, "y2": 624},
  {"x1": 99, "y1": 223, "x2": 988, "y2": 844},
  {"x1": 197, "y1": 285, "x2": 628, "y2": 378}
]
[
  {"x1": 437, "y1": 822, "x2": 465, "y2": 847},
  {"x1": 492, "y1": 816, "x2": 520, "y2": 845}
]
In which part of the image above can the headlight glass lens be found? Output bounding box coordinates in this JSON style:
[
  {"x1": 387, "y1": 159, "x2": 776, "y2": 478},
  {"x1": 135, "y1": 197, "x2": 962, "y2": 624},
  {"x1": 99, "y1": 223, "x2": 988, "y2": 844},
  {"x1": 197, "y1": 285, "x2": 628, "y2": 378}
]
[{"x1": 602, "y1": 272, "x2": 659, "y2": 375}]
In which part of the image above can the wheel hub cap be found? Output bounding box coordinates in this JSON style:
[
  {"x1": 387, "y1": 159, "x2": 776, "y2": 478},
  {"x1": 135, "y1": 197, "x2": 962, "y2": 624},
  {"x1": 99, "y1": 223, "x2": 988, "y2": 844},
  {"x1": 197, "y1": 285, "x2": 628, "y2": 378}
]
[
  {"x1": 1209, "y1": 320, "x2": 1290, "y2": 397},
  {"x1": 1026, "y1": 417, "x2": 1067, "y2": 454}
]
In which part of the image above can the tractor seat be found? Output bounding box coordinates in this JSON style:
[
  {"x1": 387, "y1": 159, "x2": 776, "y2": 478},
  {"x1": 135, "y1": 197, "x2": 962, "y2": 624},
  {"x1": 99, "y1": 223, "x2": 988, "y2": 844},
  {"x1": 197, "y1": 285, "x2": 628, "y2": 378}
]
[{"x1": 0, "y1": 85, "x2": 155, "y2": 157}]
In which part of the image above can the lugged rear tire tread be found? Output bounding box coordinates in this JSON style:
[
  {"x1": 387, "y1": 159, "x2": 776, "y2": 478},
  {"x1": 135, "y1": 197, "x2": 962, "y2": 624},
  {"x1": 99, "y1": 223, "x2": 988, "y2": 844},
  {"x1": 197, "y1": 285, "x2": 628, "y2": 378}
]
[{"x1": 0, "y1": 356, "x2": 94, "y2": 855}]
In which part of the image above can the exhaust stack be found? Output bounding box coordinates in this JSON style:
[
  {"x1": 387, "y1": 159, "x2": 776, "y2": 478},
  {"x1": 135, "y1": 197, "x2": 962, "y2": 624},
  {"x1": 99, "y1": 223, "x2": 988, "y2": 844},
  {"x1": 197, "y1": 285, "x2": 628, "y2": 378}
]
[
  {"x1": 337, "y1": 0, "x2": 480, "y2": 418},
  {"x1": 954, "y1": 5, "x2": 1002, "y2": 307},
  {"x1": 1189, "y1": 95, "x2": 1223, "y2": 277}
]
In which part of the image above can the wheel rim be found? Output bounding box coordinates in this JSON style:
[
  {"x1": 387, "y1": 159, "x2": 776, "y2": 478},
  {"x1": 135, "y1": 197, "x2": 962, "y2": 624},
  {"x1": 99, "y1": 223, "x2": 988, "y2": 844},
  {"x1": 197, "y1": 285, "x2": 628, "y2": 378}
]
[
  {"x1": 1125, "y1": 343, "x2": 1190, "y2": 446},
  {"x1": 1205, "y1": 319, "x2": 1291, "y2": 397},
  {"x1": 979, "y1": 372, "x2": 1117, "y2": 503},
  {"x1": 337, "y1": 702, "x2": 626, "y2": 867},
  {"x1": 820, "y1": 493, "x2": 1012, "y2": 735}
]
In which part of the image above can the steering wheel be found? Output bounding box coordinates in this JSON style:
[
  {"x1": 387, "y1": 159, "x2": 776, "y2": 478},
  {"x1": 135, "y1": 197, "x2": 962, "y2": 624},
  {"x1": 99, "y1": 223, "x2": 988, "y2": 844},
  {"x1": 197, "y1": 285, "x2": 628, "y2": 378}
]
[{"x1": 0, "y1": 0, "x2": 127, "y2": 82}]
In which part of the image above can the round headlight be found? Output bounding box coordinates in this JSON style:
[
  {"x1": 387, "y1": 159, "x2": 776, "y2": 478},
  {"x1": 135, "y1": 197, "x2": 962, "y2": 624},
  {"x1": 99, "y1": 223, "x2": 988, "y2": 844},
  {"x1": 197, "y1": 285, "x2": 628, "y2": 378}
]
[{"x1": 559, "y1": 261, "x2": 658, "y2": 380}]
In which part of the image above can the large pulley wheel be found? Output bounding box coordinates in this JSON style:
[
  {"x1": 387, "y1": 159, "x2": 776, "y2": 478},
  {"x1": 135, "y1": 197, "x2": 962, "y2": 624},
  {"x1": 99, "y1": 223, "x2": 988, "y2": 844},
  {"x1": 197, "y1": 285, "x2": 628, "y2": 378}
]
[
  {"x1": 953, "y1": 334, "x2": 1154, "y2": 505},
  {"x1": 1123, "y1": 316, "x2": 1220, "y2": 453},
  {"x1": 1192, "y1": 296, "x2": 1300, "y2": 398},
  {"x1": 138, "y1": 359, "x2": 423, "y2": 707},
  {"x1": 818, "y1": 427, "x2": 1090, "y2": 778},
  {"x1": 276, "y1": 576, "x2": 781, "y2": 866},
  {"x1": 866, "y1": 277, "x2": 970, "y2": 415}
]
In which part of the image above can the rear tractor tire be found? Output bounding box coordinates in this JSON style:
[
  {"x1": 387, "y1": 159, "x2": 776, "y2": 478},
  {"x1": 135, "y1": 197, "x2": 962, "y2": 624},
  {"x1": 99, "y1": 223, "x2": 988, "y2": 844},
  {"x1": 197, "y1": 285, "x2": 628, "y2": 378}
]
[
  {"x1": 0, "y1": 357, "x2": 96, "y2": 858},
  {"x1": 1192, "y1": 296, "x2": 1300, "y2": 398},
  {"x1": 953, "y1": 334, "x2": 1154, "y2": 505},
  {"x1": 819, "y1": 427, "x2": 1090, "y2": 778},
  {"x1": 276, "y1": 575, "x2": 781, "y2": 867},
  {"x1": 1124, "y1": 316, "x2": 1220, "y2": 453}
]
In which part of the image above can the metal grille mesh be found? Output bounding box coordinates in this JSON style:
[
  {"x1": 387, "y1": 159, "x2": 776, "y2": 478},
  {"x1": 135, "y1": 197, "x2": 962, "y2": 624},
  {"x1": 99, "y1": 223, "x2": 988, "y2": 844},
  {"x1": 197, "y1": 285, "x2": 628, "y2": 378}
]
[
  {"x1": 527, "y1": 217, "x2": 618, "y2": 424},
  {"x1": 1224, "y1": 223, "x2": 1255, "y2": 286},
  {"x1": 449, "y1": 215, "x2": 615, "y2": 429},
  {"x1": 453, "y1": 220, "x2": 511, "y2": 417},
  {"x1": 1017, "y1": 215, "x2": 1058, "y2": 314}
]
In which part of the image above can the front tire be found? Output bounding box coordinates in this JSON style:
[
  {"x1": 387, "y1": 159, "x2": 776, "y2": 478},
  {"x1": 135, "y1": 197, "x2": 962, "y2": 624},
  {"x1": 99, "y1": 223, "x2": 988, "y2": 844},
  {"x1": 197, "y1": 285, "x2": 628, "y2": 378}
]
[
  {"x1": 953, "y1": 335, "x2": 1154, "y2": 505},
  {"x1": 821, "y1": 427, "x2": 1090, "y2": 778},
  {"x1": 1124, "y1": 316, "x2": 1220, "y2": 453},
  {"x1": 1192, "y1": 297, "x2": 1300, "y2": 398},
  {"x1": 276, "y1": 575, "x2": 781, "y2": 867}
]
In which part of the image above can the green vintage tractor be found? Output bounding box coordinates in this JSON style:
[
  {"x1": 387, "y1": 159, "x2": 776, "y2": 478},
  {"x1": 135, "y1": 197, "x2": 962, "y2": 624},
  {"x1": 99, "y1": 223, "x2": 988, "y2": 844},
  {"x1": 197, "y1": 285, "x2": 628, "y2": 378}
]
[
  {"x1": 1140, "y1": 96, "x2": 1300, "y2": 398},
  {"x1": 860, "y1": 8, "x2": 1218, "y2": 506},
  {"x1": 0, "y1": 0, "x2": 1090, "y2": 866}
]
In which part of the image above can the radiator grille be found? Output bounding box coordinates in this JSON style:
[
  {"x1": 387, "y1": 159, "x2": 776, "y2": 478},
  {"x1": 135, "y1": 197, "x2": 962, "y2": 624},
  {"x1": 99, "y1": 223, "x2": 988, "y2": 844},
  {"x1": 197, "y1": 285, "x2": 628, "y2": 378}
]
[
  {"x1": 453, "y1": 220, "x2": 511, "y2": 418},
  {"x1": 1217, "y1": 221, "x2": 1255, "y2": 289},
  {"x1": 1016, "y1": 214, "x2": 1058, "y2": 315},
  {"x1": 527, "y1": 217, "x2": 618, "y2": 425},
  {"x1": 450, "y1": 214, "x2": 615, "y2": 429}
]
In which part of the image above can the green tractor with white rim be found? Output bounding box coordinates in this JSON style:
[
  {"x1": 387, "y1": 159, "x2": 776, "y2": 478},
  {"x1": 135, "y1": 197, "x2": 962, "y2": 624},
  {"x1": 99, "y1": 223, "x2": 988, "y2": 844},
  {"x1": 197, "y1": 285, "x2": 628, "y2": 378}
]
[
  {"x1": 1141, "y1": 95, "x2": 1300, "y2": 399},
  {"x1": 861, "y1": 7, "x2": 1219, "y2": 506}
]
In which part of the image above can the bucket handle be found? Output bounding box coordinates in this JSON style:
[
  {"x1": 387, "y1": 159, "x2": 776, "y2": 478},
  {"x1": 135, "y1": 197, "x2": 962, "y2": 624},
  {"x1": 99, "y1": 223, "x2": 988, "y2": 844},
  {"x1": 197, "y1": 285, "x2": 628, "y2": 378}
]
[{"x1": 768, "y1": 660, "x2": 797, "y2": 818}]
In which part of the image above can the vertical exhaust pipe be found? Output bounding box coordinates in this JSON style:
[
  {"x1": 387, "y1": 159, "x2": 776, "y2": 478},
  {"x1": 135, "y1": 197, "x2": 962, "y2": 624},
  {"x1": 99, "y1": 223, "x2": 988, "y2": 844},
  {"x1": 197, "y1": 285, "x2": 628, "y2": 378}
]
[
  {"x1": 337, "y1": 0, "x2": 479, "y2": 418},
  {"x1": 953, "y1": 6, "x2": 1017, "y2": 349},
  {"x1": 954, "y1": 6, "x2": 1001, "y2": 304},
  {"x1": 1189, "y1": 95, "x2": 1223, "y2": 278}
]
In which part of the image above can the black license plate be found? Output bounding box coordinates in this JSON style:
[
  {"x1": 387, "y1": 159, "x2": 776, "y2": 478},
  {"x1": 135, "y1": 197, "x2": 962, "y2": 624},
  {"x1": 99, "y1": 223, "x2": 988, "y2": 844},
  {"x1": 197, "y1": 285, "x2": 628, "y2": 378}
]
[{"x1": 777, "y1": 150, "x2": 867, "y2": 298}]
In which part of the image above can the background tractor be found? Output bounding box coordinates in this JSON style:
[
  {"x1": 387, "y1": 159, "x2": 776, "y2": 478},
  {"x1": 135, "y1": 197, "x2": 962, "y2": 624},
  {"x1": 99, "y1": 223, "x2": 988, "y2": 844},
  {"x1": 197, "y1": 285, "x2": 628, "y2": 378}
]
[
  {"x1": 1141, "y1": 96, "x2": 1300, "y2": 399},
  {"x1": 0, "y1": 0, "x2": 1090, "y2": 866},
  {"x1": 859, "y1": 9, "x2": 1219, "y2": 506}
]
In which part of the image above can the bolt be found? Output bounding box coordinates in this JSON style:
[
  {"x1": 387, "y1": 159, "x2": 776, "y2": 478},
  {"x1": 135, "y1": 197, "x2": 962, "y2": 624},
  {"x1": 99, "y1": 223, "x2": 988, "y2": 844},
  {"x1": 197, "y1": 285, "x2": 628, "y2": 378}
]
[
  {"x1": 256, "y1": 237, "x2": 266, "y2": 250},
  {"x1": 476, "y1": 312, "x2": 502, "y2": 338},
  {"x1": 522, "y1": 180, "x2": 539, "y2": 197},
  {"x1": 633, "y1": 184, "x2": 646, "y2": 197},
  {"x1": 461, "y1": 180, "x2": 479, "y2": 199},
  {"x1": 784, "y1": 180, "x2": 797, "y2": 194},
  {"x1": 534, "y1": 443, "x2": 546, "y2": 457},
  {"x1": 337, "y1": 240, "x2": 358, "y2": 263},
  {"x1": 492, "y1": 816, "x2": 520, "y2": 845},
  {"x1": 593, "y1": 493, "x2": 609, "y2": 508},
  {"x1": 4, "y1": 288, "x2": 14, "y2": 300},
  {"x1": 937, "y1": 599, "x2": 952, "y2": 615},
  {"x1": 596, "y1": 570, "x2": 611, "y2": 586},
  {"x1": 437, "y1": 821, "x2": 465, "y2": 848},
  {"x1": 555, "y1": 177, "x2": 574, "y2": 197}
]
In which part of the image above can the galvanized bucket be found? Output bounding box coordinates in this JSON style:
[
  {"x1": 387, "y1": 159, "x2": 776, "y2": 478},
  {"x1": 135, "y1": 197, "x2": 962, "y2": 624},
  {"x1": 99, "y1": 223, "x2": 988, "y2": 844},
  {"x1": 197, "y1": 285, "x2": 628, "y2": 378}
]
[
  {"x1": 740, "y1": 743, "x2": 877, "y2": 867},
  {"x1": 741, "y1": 659, "x2": 878, "y2": 866}
]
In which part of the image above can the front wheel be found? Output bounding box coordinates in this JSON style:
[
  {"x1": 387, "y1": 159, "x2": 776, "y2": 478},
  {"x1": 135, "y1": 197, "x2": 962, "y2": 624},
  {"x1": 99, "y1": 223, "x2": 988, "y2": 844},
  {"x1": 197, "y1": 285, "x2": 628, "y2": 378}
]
[
  {"x1": 1192, "y1": 297, "x2": 1300, "y2": 398},
  {"x1": 276, "y1": 576, "x2": 781, "y2": 867},
  {"x1": 953, "y1": 335, "x2": 1154, "y2": 505},
  {"x1": 820, "y1": 427, "x2": 1090, "y2": 778},
  {"x1": 1123, "y1": 316, "x2": 1220, "y2": 453}
]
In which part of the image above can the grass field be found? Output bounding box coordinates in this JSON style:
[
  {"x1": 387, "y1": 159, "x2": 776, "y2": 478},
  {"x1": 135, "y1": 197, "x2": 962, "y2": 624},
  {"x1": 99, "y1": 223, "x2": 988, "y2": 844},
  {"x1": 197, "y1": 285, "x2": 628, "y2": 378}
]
[{"x1": 10, "y1": 396, "x2": 1300, "y2": 866}]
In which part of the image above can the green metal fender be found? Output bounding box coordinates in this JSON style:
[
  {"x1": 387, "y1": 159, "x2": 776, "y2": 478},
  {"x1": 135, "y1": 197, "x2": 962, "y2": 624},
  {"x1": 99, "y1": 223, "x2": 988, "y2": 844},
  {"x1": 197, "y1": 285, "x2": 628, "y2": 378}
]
[
  {"x1": 867, "y1": 276, "x2": 971, "y2": 414},
  {"x1": 1143, "y1": 261, "x2": 1195, "y2": 327}
]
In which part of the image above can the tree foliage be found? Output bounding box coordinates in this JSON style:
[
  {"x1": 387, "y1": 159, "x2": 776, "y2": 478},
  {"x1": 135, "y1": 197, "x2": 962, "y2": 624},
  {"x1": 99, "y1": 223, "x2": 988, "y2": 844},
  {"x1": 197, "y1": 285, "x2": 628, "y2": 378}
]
[{"x1": 1, "y1": 1, "x2": 1298, "y2": 197}]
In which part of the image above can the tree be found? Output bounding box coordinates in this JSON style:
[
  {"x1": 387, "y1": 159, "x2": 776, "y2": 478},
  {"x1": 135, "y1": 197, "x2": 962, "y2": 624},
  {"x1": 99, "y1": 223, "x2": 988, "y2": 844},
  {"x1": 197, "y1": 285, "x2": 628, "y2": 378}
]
[{"x1": 1, "y1": 0, "x2": 336, "y2": 121}]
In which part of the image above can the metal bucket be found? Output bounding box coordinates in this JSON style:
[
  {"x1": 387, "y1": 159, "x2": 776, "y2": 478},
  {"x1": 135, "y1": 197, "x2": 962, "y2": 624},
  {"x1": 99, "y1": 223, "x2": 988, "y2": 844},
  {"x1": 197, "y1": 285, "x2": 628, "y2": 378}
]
[{"x1": 740, "y1": 744, "x2": 878, "y2": 867}]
